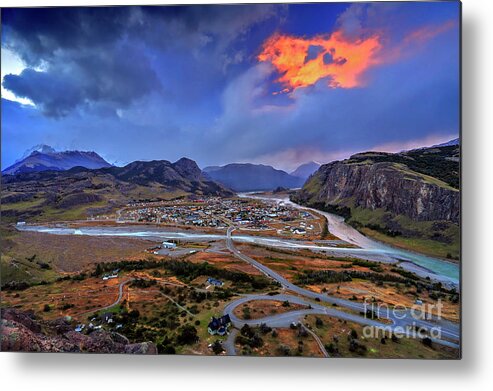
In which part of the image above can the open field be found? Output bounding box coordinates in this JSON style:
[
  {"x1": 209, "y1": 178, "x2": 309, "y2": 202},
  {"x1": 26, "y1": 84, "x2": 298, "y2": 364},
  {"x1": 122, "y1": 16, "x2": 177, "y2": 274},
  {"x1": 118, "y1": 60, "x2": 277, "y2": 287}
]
[
  {"x1": 233, "y1": 300, "x2": 308, "y2": 320},
  {"x1": 303, "y1": 314, "x2": 459, "y2": 359},
  {"x1": 235, "y1": 325, "x2": 325, "y2": 357},
  {"x1": 1, "y1": 227, "x2": 154, "y2": 275}
]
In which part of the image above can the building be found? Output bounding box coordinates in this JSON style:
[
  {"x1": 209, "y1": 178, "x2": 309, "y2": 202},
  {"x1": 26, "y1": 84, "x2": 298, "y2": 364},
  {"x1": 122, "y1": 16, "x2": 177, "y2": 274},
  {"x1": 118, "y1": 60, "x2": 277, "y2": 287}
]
[
  {"x1": 162, "y1": 241, "x2": 177, "y2": 249},
  {"x1": 206, "y1": 277, "x2": 224, "y2": 287},
  {"x1": 207, "y1": 314, "x2": 231, "y2": 336}
]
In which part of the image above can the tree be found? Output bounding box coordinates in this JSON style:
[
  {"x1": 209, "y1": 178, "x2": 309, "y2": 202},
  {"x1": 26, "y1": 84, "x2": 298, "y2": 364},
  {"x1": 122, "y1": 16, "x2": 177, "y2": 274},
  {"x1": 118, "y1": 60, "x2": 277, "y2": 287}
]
[
  {"x1": 43, "y1": 304, "x2": 50, "y2": 312},
  {"x1": 259, "y1": 323, "x2": 272, "y2": 334},
  {"x1": 241, "y1": 324, "x2": 254, "y2": 338},
  {"x1": 129, "y1": 309, "x2": 140, "y2": 319},
  {"x1": 212, "y1": 340, "x2": 224, "y2": 355},
  {"x1": 177, "y1": 325, "x2": 199, "y2": 345}
]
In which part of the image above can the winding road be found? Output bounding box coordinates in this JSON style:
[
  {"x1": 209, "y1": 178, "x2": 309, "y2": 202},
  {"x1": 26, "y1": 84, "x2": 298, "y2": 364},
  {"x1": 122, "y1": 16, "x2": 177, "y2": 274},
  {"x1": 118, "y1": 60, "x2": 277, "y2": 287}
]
[{"x1": 222, "y1": 227, "x2": 460, "y2": 355}]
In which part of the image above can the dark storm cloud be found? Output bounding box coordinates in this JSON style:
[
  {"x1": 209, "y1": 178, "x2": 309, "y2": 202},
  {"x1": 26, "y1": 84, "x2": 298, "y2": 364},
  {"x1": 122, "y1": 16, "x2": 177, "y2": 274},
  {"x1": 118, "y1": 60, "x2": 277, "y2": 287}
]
[
  {"x1": 1, "y1": 7, "x2": 132, "y2": 66},
  {"x1": 3, "y1": 43, "x2": 161, "y2": 117},
  {"x1": 1, "y1": 5, "x2": 283, "y2": 117},
  {"x1": 2, "y1": 7, "x2": 160, "y2": 116}
]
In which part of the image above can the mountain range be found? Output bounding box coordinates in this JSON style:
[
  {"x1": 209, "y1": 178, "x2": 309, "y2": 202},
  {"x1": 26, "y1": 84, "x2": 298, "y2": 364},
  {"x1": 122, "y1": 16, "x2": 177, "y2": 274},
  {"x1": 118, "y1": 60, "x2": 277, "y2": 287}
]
[
  {"x1": 2, "y1": 158, "x2": 232, "y2": 222},
  {"x1": 3, "y1": 145, "x2": 112, "y2": 175},
  {"x1": 203, "y1": 163, "x2": 305, "y2": 191},
  {"x1": 4, "y1": 145, "x2": 320, "y2": 192}
]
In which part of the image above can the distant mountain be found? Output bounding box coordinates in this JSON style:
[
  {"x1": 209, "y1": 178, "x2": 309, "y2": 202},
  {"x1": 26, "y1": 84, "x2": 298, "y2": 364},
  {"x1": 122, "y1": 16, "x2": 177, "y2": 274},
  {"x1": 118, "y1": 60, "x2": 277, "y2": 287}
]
[
  {"x1": 432, "y1": 138, "x2": 459, "y2": 148},
  {"x1": 106, "y1": 158, "x2": 216, "y2": 189},
  {"x1": 290, "y1": 161, "x2": 321, "y2": 180},
  {"x1": 17, "y1": 144, "x2": 56, "y2": 162},
  {"x1": 203, "y1": 163, "x2": 305, "y2": 191},
  {"x1": 3, "y1": 146, "x2": 112, "y2": 175},
  {"x1": 2, "y1": 157, "x2": 233, "y2": 221}
]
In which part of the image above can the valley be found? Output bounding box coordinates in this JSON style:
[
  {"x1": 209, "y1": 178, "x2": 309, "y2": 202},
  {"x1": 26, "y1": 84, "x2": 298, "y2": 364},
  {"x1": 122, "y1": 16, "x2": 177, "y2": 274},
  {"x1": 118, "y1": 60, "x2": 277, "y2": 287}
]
[{"x1": 1, "y1": 143, "x2": 460, "y2": 358}]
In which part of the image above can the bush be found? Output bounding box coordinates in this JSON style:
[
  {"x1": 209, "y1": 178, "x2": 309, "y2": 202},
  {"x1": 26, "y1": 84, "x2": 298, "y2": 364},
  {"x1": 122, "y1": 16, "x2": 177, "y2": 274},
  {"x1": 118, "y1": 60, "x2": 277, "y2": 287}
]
[
  {"x1": 348, "y1": 339, "x2": 367, "y2": 354},
  {"x1": 43, "y1": 304, "x2": 51, "y2": 312},
  {"x1": 212, "y1": 340, "x2": 224, "y2": 355},
  {"x1": 241, "y1": 324, "x2": 254, "y2": 338},
  {"x1": 158, "y1": 344, "x2": 176, "y2": 354},
  {"x1": 422, "y1": 337, "x2": 433, "y2": 348},
  {"x1": 276, "y1": 345, "x2": 291, "y2": 356},
  {"x1": 259, "y1": 323, "x2": 272, "y2": 334},
  {"x1": 325, "y1": 343, "x2": 336, "y2": 354},
  {"x1": 176, "y1": 325, "x2": 199, "y2": 345}
]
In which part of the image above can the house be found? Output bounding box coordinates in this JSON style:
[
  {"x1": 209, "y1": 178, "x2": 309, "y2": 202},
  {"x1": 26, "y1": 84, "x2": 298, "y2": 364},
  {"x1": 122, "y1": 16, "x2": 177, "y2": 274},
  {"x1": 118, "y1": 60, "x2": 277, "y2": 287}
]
[
  {"x1": 162, "y1": 241, "x2": 177, "y2": 249},
  {"x1": 101, "y1": 312, "x2": 114, "y2": 323},
  {"x1": 207, "y1": 314, "x2": 231, "y2": 336},
  {"x1": 206, "y1": 277, "x2": 224, "y2": 287}
]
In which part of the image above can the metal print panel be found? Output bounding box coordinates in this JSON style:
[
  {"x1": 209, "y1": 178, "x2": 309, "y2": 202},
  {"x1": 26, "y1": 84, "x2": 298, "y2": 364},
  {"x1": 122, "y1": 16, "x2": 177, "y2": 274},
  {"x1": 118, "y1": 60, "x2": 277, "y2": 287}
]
[{"x1": 0, "y1": 2, "x2": 461, "y2": 358}]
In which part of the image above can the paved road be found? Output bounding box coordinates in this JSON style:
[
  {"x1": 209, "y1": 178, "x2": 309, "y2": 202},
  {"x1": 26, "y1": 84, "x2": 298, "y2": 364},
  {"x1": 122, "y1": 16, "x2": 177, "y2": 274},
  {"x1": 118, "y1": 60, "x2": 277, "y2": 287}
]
[
  {"x1": 224, "y1": 329, "x2": 238, "y2": 356},
  {"x1": 224, "y1": 227, "x2": 460, "y2": 353}
]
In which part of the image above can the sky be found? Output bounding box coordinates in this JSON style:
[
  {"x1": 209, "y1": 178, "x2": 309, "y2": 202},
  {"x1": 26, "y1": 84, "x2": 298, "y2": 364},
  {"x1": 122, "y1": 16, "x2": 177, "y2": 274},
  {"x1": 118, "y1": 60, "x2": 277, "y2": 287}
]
[{"x1": 1, "y1": 2, "x2": 460, "y2": 172}]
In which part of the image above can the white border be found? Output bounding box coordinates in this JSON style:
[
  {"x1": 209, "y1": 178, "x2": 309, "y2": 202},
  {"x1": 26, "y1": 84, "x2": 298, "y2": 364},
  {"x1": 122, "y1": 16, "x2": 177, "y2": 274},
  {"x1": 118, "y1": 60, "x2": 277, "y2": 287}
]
[{"x1": 2, "y1": 0, "x2": 492, "y2": 390}]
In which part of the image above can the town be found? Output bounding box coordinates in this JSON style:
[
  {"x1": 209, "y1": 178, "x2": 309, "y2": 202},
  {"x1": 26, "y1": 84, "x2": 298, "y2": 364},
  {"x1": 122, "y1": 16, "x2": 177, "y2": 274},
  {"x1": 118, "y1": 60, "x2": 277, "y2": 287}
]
[{"x1": 114, "y1": 197, "x2": 322, "y2": 237}]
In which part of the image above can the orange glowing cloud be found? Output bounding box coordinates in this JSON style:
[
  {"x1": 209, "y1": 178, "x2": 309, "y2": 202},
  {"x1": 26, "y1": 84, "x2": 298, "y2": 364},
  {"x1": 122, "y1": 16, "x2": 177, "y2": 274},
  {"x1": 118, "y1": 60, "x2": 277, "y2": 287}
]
[{"x1": 258, "y1": 30, "x2": 382, "y2": 91}]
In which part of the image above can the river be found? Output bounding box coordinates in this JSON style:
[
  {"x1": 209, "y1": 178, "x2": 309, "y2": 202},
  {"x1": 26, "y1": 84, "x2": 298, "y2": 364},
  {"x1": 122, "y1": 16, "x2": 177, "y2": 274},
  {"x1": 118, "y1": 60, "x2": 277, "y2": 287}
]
[{"x1": 240, "y1": 193, "x2": 459, "y2": 285}]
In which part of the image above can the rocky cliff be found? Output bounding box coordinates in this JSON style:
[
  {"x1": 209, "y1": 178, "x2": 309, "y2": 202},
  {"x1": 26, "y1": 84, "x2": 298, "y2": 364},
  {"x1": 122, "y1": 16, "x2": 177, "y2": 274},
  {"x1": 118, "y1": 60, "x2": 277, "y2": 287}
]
[
  {"x1": 292, "y1": 145, "x2": 460, "y2": 258},
  {"x1": 1, "y1": 308, "x2": 157, "y2": 354},
  {"x1": 295, "y1": 159, "x2": 459, "y2": 223}
]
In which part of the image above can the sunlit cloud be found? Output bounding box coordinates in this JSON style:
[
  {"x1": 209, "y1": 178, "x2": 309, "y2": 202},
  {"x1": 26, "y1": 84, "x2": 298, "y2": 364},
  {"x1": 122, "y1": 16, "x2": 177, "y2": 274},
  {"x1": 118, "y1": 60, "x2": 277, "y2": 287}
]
[
  {"x1": 1, "y1": 48, "x2": 35, "y2": 106},
  {"x1": 258, "y1": 30, "x2": 382, "y2": 91},
  {"x1": 258, "y1": 18, "x2": 456, "y2": 94}
]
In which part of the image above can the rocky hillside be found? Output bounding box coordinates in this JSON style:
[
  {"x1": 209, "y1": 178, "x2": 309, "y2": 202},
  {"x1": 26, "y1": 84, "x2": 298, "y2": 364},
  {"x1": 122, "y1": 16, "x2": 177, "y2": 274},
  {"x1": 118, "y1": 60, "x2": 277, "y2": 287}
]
[
  {"x1": 293, "y1": 145, "x2": 460, "y2": 259},
  {"x1": 1, "y1": 308, "x2": 157, "y2": 353},
  {"x1": 3, "y1": 145, "x2": 112, "y2": 175},
  {"x1": 2, "y1": 158, "x2": 233, "y2": 222}
]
